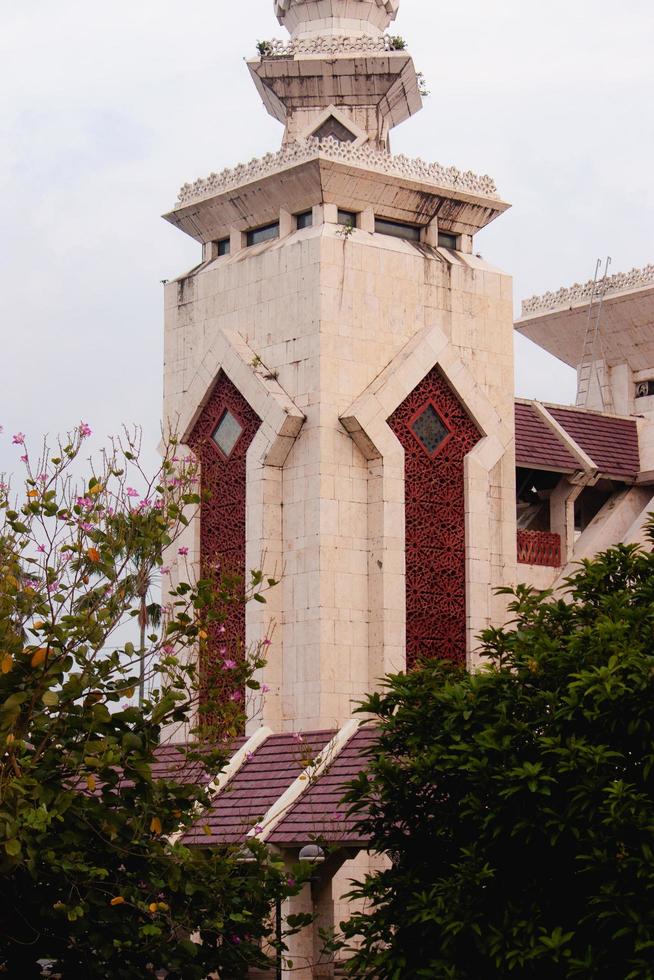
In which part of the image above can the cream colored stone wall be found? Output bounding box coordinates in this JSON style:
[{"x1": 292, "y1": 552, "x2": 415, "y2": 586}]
[{"x1": 164, "y1": 215, "x2": 516, "y2": 730}]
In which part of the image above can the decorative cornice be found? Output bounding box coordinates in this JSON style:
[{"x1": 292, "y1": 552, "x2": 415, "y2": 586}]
[
  {"x1": 522, "y1": 264, "x2": 654, "y2": 317},
  {"x1": 175, "y1": 137, "x2": 500, "y2": 208},
  {"x1": 255, "y1": 33, "x2": 403, "y2": 56},
  {"x1": 274, "y1": 0, "x2": 399, "y2": 16}
]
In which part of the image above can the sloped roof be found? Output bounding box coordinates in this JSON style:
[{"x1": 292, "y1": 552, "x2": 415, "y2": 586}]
[
  {"x1": 267, "y1": 727, "x2": 377, "y2": 847},
  {"x1": 182, "y1": 731, "x2": 335, "y2": 846},
  {"x1": 547, "y1": 406, "x2": 640, "y2": 479},
  {"x1": 150, "y1": 741, "x2": 230, "y2": 786},
  {"x1": 515, "y1": 402, "x2": 578, "y2": 472},
  {"x1": 514, "y1": 400, "x2": 641, "y2": 480}
]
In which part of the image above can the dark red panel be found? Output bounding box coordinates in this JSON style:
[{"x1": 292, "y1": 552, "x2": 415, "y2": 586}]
[
  {"x1": 517, "y1": 529, "x2": 561, "y2": 567},
  {"x1": 515, "y1": 401, "x2": 578, "y2": 472},
  {"x1": 388, "y1": 367, "x2": 482, "y2": 668},
  {"x1": 188, "y1": 371, "x2": 261, "y2": 698},
  {"x1": 548, "y1": 406, "x2": 640, "y2": 479}
]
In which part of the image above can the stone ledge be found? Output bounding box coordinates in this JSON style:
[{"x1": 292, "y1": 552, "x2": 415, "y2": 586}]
[
  {"x1": 522, "y1": 263, "x2": 654, "y2": 317},
  {"x1": 175, "y1": 136, "x2": 500, "y2": 208}
]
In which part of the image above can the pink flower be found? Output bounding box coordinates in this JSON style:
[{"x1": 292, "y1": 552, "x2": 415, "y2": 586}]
[
  {"x1": 262, "y1": 638, "x2": 271, "y2": 647},
  {"x1": 162, "y1": 644, "x2": 174, "y2": 655},
  {"x1": 20, "y1": 454, "x2": 28, "y2": 463},
  {"x1": 178, "y1": 546, "x2": 188, "y2": 556},
  {"x1": 126, "y1": 487, "x2": 139, "y2": 497},
  {"x1": 222, "y1": 659, "x2": 237, "y2": 670},
  {"x1": 138, "y1": 498, "x2": 152, "y2": 510},
  {"x1": 253, "y1": 824, "x2": 263, "y2": 835},
  {"x1": 261, "y1": 684, "x2": 271, "y2": 694},
  {"x1": 219, "y1": 624, "x2": 226, "y2": 634},
  {"x1": 293, "y1": 732, "x2": 304, "y2": 743},
  {"x1": 230, "y1": 690, "x2": 243, "y2": 702},
  {"x1": 219, "y1": 646, "x2": 227, "y2": 656},
  {"x1": 37, "y1": 473, "x2": 47, "y2": 483},
  {"x1": 76, "y1": 496, "x2": 93, "y2": 509},
  {"x1": 287, "y1": 877, "x2": 296, "y2": 888},
  {"x1": 160, "y1": 565, "x2": 171, "y2": 575},
  {"x1": 79, "y1": 422, "x2": 92, "y2": 438},
  {"x1": 246, "y1": 752, "x2": 255, "y2": 761},
  {"x1": 37, "y1": 544, "x2": 46, "y2": 554},
  {"x1": 12, "y1": 433, "x2": 25, "y2": 445},
  {"x1": 154, "y1": 499, "x2": 164, "y2": 510},
  {"x1": 79, "y1": 522, "x2": 93, "y2": 532}
]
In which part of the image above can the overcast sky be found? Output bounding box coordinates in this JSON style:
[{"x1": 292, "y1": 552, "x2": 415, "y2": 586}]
[{"x1": 1, "y1": 0, "x2": 652, "y2": 480}]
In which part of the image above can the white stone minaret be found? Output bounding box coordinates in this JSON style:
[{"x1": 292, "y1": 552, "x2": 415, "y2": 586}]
[
  {"x1": 250, "y1": 0, "x2": 420, "y2": 148},
  {"x1": 163, "y1": 0, "x2": 516, "y2": 734}
]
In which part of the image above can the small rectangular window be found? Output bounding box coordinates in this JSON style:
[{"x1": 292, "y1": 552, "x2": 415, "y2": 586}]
[
  {"x1": 438, "y1": 232, "x2": 458, "y2": 249},
  {"x1": 217, "y1": 237, "x2": 231, "y2": 256},
  {"x1": 375, "y1": 217, "x2": 421, "y2": 242},
  {"x1": 296, "y1": 210, "x2": 313, "y2": 230},
  {"x1": 246, "y1": 222, "x2": 280, "y2": 247},
  {"x1": 337, "y1": 209, "x2": 357, "y2": 228}
]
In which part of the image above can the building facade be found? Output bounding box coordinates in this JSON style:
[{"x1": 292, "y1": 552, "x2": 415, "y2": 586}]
[{"x1": 161, "y1": 1, "x2": 654, "y2": 974}]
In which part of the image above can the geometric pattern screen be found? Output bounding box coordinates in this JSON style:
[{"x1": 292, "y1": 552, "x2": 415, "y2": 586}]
[
  {"x1": 388, "y1": 366, "x2": 482, "y2": 668},
  {"x1": 188, "y1": 371, "x2": 261, "y2": 697}
]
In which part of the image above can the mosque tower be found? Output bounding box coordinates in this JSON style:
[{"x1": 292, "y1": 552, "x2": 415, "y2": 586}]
[{"x1": 163, "y1": 0, "x2": 516, "y2": 736}]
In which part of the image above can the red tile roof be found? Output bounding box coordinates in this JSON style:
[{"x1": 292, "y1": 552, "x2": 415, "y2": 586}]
[
  {"x1": 515, "y1": 402, "x2": 578, "y2": 472},
  {"x1": 150, "y1": 741, "x2": 237, "y2": 786},
  {"x1": 268, "y1": 727, "x2": 377, "y2": 847},
  {"x1": 548, "y1": 406, "x2": 640, "y2": 479},
  {"x1": 182, "y1": 731, "x2": 335, "y2": 846}
]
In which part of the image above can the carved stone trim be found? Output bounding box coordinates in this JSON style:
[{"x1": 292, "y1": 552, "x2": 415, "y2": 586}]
[
  {"x1": 175, "y1": 137, "x2": 500, "y2": 208},
  {"x1": 522, "y1": 264, "x2": 654, "y2": 317},
  {"x1": 256, "y1": 33, "x2": 402, "y2": 55}
]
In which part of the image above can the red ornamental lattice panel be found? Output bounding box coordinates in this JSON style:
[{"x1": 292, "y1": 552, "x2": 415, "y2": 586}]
[
  {"x1": 188, "y1": 371, "x2": 261, "y2": 690},
  {"x1": 388, "y1": 367, "x2": 482, "y2": 668}
]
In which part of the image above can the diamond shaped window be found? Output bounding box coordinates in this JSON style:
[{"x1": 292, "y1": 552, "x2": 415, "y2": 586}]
[
  {"x1": 409, "y1": 402, "x2": 449, "y2": 456},
  {"x1": 312, "y1": 115, "x2": 357, "y2": 143},
  {"x1": 212, "y1": 410, "x2": 243, "y2": 458}
]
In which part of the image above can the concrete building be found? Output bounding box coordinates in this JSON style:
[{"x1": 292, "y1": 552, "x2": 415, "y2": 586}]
[{"x1": 160, "y1": 1, "x2": 654, "y2": 974}]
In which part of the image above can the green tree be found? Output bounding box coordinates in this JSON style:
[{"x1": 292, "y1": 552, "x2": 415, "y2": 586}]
[
  {"x1": 0, "y1": 425, "x2": 302, "y2": 978},
  {"x1": 340, "y1": 535, "x2": 654, "y2": 979}
]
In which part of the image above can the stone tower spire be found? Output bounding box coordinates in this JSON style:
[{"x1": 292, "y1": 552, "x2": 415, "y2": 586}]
[
  {"x1": 249, "y1": 0, "x2": 420, "y2": 149},
  {"x1": 274, "y1": 0, "x2": 400, "y2": 38}
]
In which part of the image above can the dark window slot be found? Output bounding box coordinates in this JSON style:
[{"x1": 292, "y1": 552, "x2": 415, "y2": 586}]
[{"x1": 247, "y1": 222, "x2": 280, "y2": 247}]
